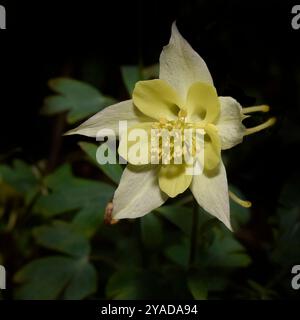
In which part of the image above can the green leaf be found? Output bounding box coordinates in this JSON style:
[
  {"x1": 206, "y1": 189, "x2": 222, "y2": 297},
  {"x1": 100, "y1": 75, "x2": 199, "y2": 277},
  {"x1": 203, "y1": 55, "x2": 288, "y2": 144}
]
[
  {"x1": 36, "y1": 164, "x2": 113, "y2": 215},
  {"x1": 187, "y1": 275, "x2": 208, "y2": 300},
  {"x1": 44, "y1": 163, "x2": 73, "y2": 189},
  {"x1": 34, "y1": 164, "x2": 114, "y2": 236},
  {"x1": 141, "y1": 213, "x2": 163, "y2": 249},
  {"x1": 79, "y1": 142, "x2": 122, "y2": 184},
  {"x1": 106, "y1": 269, "x2": 157, "y2": 299},
  {"x1": 142, "y1": 64, "x2": 159, "y2": 80},
  {"x1": 121, "y1": 66, "x2": 142, "y2": 95},
  {"x1": 33, "y1": 222, "x2": 90, "y2": 257},
  {"x1": 0, "y1": 160, "x2": 39, "y2": 203},
  {"x1": 64, "y1": 261, "x2": 97, "y2": 300},
  {"x1": 36, "y1": 179, "x2": 112, "y2": 216},
  {"x1": 201, "y1": 229, "x2": 251, "y2": 268},
  {"x1": 71, "y1": 203, "x2": 107, "y2": 238},
  {"x1": 165, "y1": 238, "x2": 190, "y2": 268},
  {"x1": 156, "y1": 205, "x2": 193, "y2": 235},
  {"x1": 121, "y1": 64, "x2": 159, "y2": 95},
  {"x1": 14, "y1": 256, "x2": 97, "y2": 300},
  {"x1": 42, "y1": 77, "x2": 116, "y2": 124}
]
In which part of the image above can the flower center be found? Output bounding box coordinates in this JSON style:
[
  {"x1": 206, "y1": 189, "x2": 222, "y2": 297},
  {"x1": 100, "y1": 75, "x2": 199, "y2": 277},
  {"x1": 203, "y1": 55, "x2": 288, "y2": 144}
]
[{"x1": 150, "y1": 110, "x2": 201, "y2": 165}]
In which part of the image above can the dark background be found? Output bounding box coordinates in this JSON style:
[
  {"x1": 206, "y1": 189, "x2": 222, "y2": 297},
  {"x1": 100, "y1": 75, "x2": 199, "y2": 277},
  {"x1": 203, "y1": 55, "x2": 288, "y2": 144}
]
[
  {"x1": 0, "y1": 0, "x2": 300, "y2": 299},
  {"x1": 1, "y1": 1, "x2": 299, "y2": 145},
  {"x1": 1, "y1": 1, "x2": 298, "y2": 145},
  {"x1": 1, "y1": 0, "x2": 300, "y2": 210}
]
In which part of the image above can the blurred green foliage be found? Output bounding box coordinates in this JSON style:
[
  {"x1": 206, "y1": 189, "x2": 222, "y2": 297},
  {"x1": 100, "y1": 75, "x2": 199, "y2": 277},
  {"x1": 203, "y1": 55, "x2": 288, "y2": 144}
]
[
  {"x1": 41, "y1": 78, "x2": 116, "y2": 124},
  {"x1": 0, "y1": 67, "x2": 299, "y2": 301}
]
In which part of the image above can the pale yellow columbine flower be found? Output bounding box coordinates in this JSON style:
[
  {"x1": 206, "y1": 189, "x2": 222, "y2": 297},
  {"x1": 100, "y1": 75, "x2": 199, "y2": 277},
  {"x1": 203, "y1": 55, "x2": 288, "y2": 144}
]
[{"x1": 66, "y1": 23, "x2": 275, "y2": 230}]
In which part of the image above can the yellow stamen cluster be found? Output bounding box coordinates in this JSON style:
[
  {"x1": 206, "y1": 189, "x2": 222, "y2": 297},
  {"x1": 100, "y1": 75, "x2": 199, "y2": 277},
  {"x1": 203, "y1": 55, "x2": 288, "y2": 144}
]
[{"x1": 150, "y1": 110, "x2": 197, "y2": 164}]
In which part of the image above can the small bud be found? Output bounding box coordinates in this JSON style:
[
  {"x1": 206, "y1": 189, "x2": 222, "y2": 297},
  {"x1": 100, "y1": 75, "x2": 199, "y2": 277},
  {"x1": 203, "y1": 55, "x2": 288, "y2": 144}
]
[{"x1": 104, "y1": 202, "x2": 119, "y2": 225}]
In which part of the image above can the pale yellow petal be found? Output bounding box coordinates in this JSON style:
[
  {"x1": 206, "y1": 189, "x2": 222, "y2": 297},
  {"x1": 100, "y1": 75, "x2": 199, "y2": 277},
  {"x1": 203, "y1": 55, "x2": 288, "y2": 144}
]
[
  {"x1": 132, "y1": 79, "x2": 184, "y2": 121},
  {"x1": 113, "y1": 165, "x2": 168, "y2": 219},
  {"x1": 159, "y1": 22, "x2": 213, "y2": 100},
  {"x1": 204, "y1": 124, "x2": 221, "y2": 171},
  {"x1": 186, "y1": 82, "x2": 220, "y2": 123},
  {"x1": 158, "y1": 164, "x2": 192, "y2": 198},
  {"x1": 118, "y1": 122, "x2": 154, "y2": 165},
  {"x1": 216, "y1": 97, "x2": 245, "y2": 150},
  {"x1": 65, "y1": 100, "x2": 150, "y2": 137},
  {"x1": 190, "y1": 161, "x2": 232, "y2": 231}
]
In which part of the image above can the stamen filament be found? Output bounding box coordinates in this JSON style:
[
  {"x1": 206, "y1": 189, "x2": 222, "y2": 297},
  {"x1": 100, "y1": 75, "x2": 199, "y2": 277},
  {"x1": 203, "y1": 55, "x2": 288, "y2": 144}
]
[
  {"x1": 242, "y1": 105, "x2": 270, "y2": 114},
  {"x1": 229, "y1": 191, "x2": 252, "y2": 208},
  {"x1": 244, "y1": 117, "x2": 276, "y2": 136}
]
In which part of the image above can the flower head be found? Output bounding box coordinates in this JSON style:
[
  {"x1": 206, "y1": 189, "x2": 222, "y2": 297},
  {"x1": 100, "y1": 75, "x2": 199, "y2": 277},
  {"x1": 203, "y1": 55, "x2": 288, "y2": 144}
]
[{"x1": 67, "y1": 23, "x2": 275, "y2": 230}]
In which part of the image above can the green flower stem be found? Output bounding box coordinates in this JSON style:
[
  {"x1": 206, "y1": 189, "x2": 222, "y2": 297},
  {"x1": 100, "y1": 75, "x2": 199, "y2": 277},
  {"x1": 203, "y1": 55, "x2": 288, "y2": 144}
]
[
  {"x1": 189, "y1": 201, "x2": 199, "y2": 268},
  {"x1": 175, "y1": 195, "x2": 194, "y2": 206}
]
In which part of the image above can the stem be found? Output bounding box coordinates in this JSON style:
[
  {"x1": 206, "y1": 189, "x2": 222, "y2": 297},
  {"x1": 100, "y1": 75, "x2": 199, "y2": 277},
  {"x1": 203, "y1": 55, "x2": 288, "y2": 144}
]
[
  {"x1": 189, "y1": 202, "x2": 199, "y2": 268},
  {"x1": 175, "y1": 195, "x2": 194, "y2": 206}
]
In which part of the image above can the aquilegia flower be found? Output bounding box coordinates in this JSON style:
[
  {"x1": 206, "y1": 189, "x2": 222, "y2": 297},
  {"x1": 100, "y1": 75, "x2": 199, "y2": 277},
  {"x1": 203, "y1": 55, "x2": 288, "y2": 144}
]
[{"x1": 66, "y1": 23, "x2": 275, "y2": 230}]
